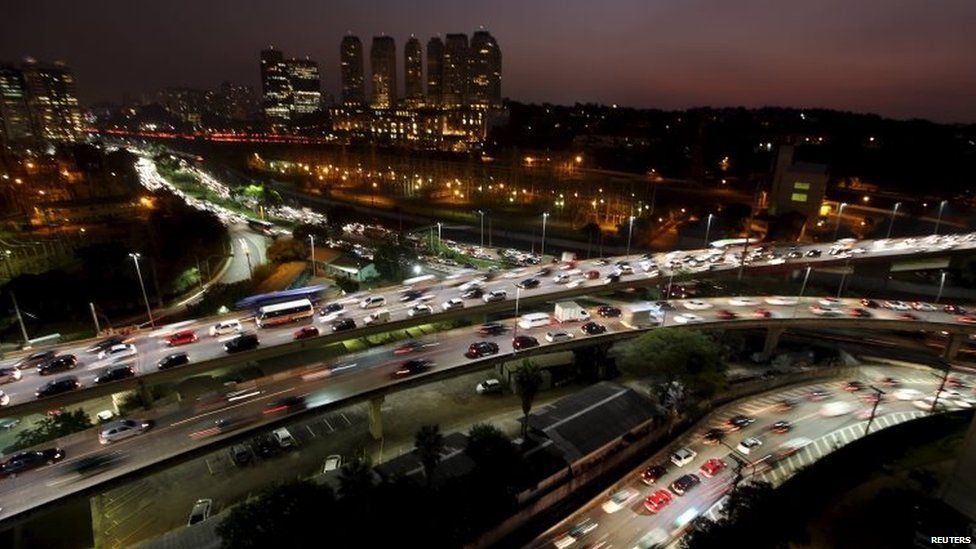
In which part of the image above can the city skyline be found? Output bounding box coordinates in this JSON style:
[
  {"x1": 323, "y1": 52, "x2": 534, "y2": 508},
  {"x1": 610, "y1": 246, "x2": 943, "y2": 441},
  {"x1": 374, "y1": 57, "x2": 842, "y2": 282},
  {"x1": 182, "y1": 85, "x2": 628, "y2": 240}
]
[{"x1": 2, "y1": 0, "x2": 975, "y2": 122}]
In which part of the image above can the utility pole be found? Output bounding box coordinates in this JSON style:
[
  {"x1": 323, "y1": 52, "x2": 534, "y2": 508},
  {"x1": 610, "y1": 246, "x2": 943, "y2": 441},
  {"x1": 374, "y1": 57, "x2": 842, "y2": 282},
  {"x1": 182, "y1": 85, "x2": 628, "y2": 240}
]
[
  {"x1": 11, "y1": 291, "x2": 29, "y2": 347},
  {"x1": 129, "y1": 253, "x2": 155, "y2": 328},
  {"x1": 89, "y1": 302, "x2": 101, "y2": 334},
  {"x1": 863, "y1": 385, "x2": 885, "y2": 436}
]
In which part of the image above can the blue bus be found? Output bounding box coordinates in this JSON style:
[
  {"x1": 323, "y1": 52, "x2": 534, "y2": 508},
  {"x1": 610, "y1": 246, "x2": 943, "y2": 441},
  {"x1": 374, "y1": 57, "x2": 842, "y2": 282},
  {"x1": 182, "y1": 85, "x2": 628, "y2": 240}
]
[{"x1": 235, "y1": 285, "x2": 326, "y2": 311}]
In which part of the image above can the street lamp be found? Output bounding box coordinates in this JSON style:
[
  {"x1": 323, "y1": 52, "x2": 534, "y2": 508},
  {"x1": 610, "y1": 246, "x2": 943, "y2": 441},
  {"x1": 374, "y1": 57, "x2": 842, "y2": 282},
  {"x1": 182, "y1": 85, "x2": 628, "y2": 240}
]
[
  {"x1": 703, "y1": 213, "x2": 715, "y2": 247},
  {"x1": 935, "y1": 271, "x2": 947, "y2": 304},
  {"x1": 626, "y1": 215, "x2": 635, "y2": 256},
  {"x1": 934, "y1": 200, "x2": 948, "y2": 235},
  {"x1": 540, "y1": 212, "x2": 549, "y2": 258},
  {"x1": 885, "y1": 202, "x2": 901, "y2": 239},
  {"x1": 512, "y1": 285, "x2": 523, "y2": 349},
  {"x1": 792, "y1": 266, "x2": 812, "y2": 318},
  {"x1": 863, "y1": 386, "x2": 886, "y2": 436},
  {"x1": 832, "y1": 202, "x2": 847, "y2": 240},
  {"x1": 239, "y1": 238, "x2": 253, "y2": 278},
  {"x1": 128, "y1": 253, "x2": 155, "y2": 328},
  {"x1": 436, "y1": 222, "x2": 443, "y2": 249},
  {"x1": 308, "y1": 235, "x2": 316, "y2": 276},
  {"x1": 476, "y1": 210, "x2": 485, "y2": 248}
]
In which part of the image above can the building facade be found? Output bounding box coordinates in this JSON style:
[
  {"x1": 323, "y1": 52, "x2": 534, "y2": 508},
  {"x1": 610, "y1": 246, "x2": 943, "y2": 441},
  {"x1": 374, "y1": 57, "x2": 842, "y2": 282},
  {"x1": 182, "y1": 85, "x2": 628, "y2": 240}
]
[
  {"x1": 468, "y1": 30, "x2": 502, "y2": 109},
  {"x1": 404, "y1": 36, "x2": 424, "y2": 108},
  {"x1": 340, "y1": 35, "x2": 365, "y2": 106},
  {"x1": 260, "y1": 47, "x2": 292, "y2": 122},
  {"x1": 21, "y1": 60, "x2": 83, "y2": 141},
  {"x1": 370, "y1": 36, "x2": 397, "y2": 109},
  {"x1": 768, "y1": 144, "x2": 828, "y2": 232},
  {"x1": 285, "y1": 57, "x2": 321, "y2": 116},
  {"x1": 0, "y1": 65, "x2": 34, "y2": 142},
  {"x1": 442, "y1": 34, "x2": 469, "y2": 108},
  {"x1": 425, "y1": 37, "x2": 444, "y2": 108}
]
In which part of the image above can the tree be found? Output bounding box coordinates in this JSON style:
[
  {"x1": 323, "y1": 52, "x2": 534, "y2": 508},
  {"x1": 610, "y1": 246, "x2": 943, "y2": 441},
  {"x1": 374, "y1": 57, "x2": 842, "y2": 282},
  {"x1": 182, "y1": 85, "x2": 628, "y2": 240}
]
[
  {"x1": 12, "y1": 409, "x2": 92, "y2": 452},
  {"x1": 292, "y1": 222, "x2": 332, "y2": 243},
  {"x1": 681, "y1": 481, "x2": 807, "y2": 549},
  {"x1": 580, "y1": 222, "x2": 602, "y2": 259},
  {"x1": 337, "y1": 458, "x2": 376, "y2": 501},
  {"x1": 266, "y1": 238, "x2": 306, "y2": 264},
  {"x1": 465, "y1": 423, "x2": 526, "y2": 490},
  {"x1": 372, "y1": 241, "x2": 416, "y2": 280},
  {"x1": 334, "y1": 277, "x2": 360, "y2": 294},
  {"x1": 414, "y1": 424, "x2": 445, "y2": 488},
  {"x1": 513, "y1": 359, "x2": 543, "y2": 437},
  {"x1": 242, "y1": 183, "x2": 283, "y2": 212},
  {"x1": 216, "y1": 481, "x2": 334, "y2": 549}
]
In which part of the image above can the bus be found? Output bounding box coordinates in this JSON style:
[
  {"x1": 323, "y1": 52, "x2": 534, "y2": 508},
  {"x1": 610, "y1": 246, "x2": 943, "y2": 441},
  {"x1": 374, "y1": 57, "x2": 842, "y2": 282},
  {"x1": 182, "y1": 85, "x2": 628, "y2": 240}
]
[
  {"x1": 255, "y1": 299, "x2": 314, "y2": 328},
  {"x1": 247, "y1": 218, "x2": 275, "y2": 234},
  {"x1": 235, "y1": 285, "x2": 325, "y2": 310}
]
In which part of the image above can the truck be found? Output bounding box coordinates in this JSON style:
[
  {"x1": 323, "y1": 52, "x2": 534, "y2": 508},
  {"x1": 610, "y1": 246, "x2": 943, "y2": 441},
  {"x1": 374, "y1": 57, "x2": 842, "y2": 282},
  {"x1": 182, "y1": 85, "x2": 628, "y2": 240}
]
[
  {"x1": 554, "y1": 301, "x2": 589, "y2": 323},
  {"x1": 620, "y1": 303, "x2": 662, "y2": 329},
  {"x1": 363, "y1": 309, "x2": 390, "y2": 326}
]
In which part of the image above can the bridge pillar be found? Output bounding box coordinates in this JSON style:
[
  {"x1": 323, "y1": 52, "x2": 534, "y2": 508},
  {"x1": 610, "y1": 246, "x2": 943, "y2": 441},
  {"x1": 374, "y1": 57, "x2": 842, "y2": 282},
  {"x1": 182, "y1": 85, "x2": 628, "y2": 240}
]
[
  {"x1": 368, "y1": 396, "x2": 384, "y2": 440},
  {"x1": 943, "y1": 333, "x2": 965, "y2": 361},
  {"x1": 760, "y1": 327, "x2": 785, "y2": 361}
]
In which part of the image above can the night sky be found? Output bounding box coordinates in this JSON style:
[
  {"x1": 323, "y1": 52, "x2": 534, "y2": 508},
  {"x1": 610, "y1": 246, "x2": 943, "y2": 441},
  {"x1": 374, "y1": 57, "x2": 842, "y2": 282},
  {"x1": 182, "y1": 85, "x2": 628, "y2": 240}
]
[{"x1": 4, "y1": 0, "x2": 975, "y2": 122}]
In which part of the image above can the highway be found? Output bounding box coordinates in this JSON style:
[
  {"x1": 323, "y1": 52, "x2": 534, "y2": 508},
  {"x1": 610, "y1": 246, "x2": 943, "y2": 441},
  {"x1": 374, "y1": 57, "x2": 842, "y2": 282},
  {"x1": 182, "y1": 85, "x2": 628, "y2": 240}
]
[
  {"x1": 0, "y1": 230, "x2": 974, "y2": 414},
  {"x1": 0, "y1": 295, "x2": 974, "y2": 522},
  {"x1": 531, "y1": 364, "x2": 975, "y2": 549}
]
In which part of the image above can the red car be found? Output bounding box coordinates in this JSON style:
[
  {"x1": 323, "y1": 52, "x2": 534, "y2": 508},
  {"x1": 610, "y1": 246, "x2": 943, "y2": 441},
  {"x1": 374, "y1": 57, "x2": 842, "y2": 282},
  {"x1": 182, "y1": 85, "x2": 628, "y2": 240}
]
[
  {"x1": 699, "y1": 458, "x2": 727, "y2": 478},
  {"x1": 847, "y1": 308, "x2": 871, "y2": 318},
  {"x1": 753, "y1": 308, "x2": 772, "y2": 318},
  {"x1": 640, "y1": 464, "x2": 667, "y2": 485},
  {"x1": 166, "y1": 329, "x2": 198, "y2": 346},
  {"x1": 716, "y1": 309, "x2": 738, "y2": 320},
  {"x1": 644, "y1": 489, "x2": 673, "y2": 513},
  {"x1": 584, "y1": 270, "x2": 600, "y2": 280},
  {"x1": 956, "y1": 315, "x2": 976, "y2": 325},
  {"x1": 293, "y1": 326, "x2": 320, "y2": 340},
  {"x1": 898, "y1": 312, "x2": 920, "y2": 321}
]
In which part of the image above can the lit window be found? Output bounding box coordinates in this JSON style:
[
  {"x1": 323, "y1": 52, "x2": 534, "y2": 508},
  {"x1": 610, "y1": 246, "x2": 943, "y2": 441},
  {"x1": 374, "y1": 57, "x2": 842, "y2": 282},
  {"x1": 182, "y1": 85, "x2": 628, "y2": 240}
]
[
  {"x1": 791, "y1": 193, "x2": 808, "y2": 202},
  {"x1": 793, "y1": 181, "x2": 811, "y2": 190}
]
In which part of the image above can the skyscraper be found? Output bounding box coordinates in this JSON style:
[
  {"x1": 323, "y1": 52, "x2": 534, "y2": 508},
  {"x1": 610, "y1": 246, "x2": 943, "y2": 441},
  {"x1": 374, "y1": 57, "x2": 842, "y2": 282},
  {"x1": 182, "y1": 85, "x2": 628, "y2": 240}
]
[
  {"x1": 426, "y1": 37, "x2": 444, "y2": 108},
  {"x1": 370, "y1": 36, "x2": 397, "y2": 110},
  {"x1": 340, "y1": 35, "x2": 365, "y2": 106},
  {"x1": 442, "y1": 34, "x2": 469, "y2": 109},
  {"x1": 404, "y1": 36, "x2": 424, "y2": 108},
  {"x1": 469, "y1": 30, "x2": 502, "y2": 109},
  {"x1": 0, "y1": 65, "x2": 34, "y2": 142},
  {"x1": 286, "y1": 57, "x2": 321, "y2": 116},
  {"x1": 21, "y1": 59, "x2": 83, "y2": 142},
  {"x1": 260, "y1": 47, "x2": 291, "y2": 122}
]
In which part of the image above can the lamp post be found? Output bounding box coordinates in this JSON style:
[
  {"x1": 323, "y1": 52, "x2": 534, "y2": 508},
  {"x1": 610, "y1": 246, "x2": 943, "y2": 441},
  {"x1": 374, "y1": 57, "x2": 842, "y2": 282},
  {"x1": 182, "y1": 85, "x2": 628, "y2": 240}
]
[
  {"x1": 476, "y1": 210, "x2": 485, "y2": 248},
  {"x1": 935, "y1": 271, "x2": 947, "y2": 304},
  {"x1": 540, "y1": 212, "x2": 549, "y2": 259},
  {"x1": 792, "y1": 266, "x2": 812, "y2": 318},
  {"x1": 436, "y1": 222, "x2": 442, "y2": 249},
  {"x1": 703, "y1": 213, "x2": 715, "y2": 247},
  {"x1": 626, "y1": 215, "x2": 635, "y2": 256},
  {"x1": 239, "y1": 238, "x2": 253, "y2": 278},
  {"x1": 308, "y1": 235, "x2": 316, "y2": 276},
  {"x1": 833, "y1": 202, "x2": 847, "y2": 240},
  {"x1": 934, "y1": 200, "x2": 947, "y2": 235},
  {"x1": 863, "y1": 385, "x2": 886, "y2": 436},
  {"x1": 886, "y1": 202, "x2": 901, "y2": 239},
  {"x1": 512, "y1": 286, "x2": 522, "y2": 350},
  {"x1": 128, "y1": 252, "x2": 155, "y2": 328},
  {"x1": 10, "y1": 291, "x2": 30, "y2": 347}
]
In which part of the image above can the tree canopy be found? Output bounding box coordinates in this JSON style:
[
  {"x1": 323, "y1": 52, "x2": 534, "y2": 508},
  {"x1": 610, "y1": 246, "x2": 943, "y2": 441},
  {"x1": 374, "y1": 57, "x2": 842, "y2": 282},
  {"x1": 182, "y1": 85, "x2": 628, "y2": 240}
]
[{"x1": 616, "y1": 328, "x2": 726, "y2": 407}]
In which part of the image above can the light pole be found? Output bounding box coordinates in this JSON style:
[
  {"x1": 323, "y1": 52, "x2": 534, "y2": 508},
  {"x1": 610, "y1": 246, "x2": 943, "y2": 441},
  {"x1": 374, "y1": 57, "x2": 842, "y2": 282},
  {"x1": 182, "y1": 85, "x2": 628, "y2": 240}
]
[
  {"x1": 885, "y1": 202, "x2": 901, "y2": 239},
  {"x1": 512, "y1": 286, "x2": 522, "y2": 349},
  {"x1": 832, "y1": 202, "x2": 847, "y2": 240},
  {"x1": 540, "y1": 212, "x2": 549, "y2": 259},
  {"x1": 476, "y1": 210, "x2": 485, "y2": 248},
  {"x1": 863, "y1": 386, "x2": 886, "y2": 436},
  {"x1": 934, "y1": 200, "x2": 947, "y2": 235},
  {"x1": 239, "y1": 238, "x2": 253, "y2": 278},
  {"x1": 703, "y1": 214, "x2": 715, "y2": 247},
  {"x1": 792, "y1": 266, "x2": 812, "y2": 318},
  {"x1": 129, "y1": 252, "x2": 155, "y2": 328},
  {"x1": 308, "y1": 235, "x2": 316, "y2": 276},
  {"x1": 10, "y1": 291, "x2": 30, "y2": 347},
  {"x1": 626, "y1": 215, "x2": 635, "y2": 256},
  {"x1": 436, "y1": 222, "x2": 442, "y2": 249},
  {"x1": 935, "y1": 271, "x2": 947, "y2": 304}
]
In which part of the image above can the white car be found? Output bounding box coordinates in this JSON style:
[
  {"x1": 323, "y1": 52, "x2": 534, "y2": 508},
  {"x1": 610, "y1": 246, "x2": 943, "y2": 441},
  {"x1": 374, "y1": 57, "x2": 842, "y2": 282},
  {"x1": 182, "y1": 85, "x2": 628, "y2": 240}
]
[
  {"x1": 0, "y1": 368, "x2": 22, "y2": 384},
  {"x1": 912, "y1": 302, "x2": 937, "y2": 312},
  {"x1": 819, "y1": 401, "x2": 853, "y2": 417},
  {"x1": 476, "y1": 379, "x2": 503, "y2": 394},
  {"x1": 765, "y1": 296, "x2": 799, "y2": 306},
  {"x1": 736, "y1": 437, "x2": 763, "y2": 454},
  {"x1": 913, "y1": 397, "x2": 948, "y2": 412},
  {"x1": 322, "y1": 454, "x2": 342, "y2": 473},
  {"x1": 441, "y1": 299, "x2": 464, "y2": 311},
  {"x1": 818, "y1": 297, "x2": 843, "y2": 308},
  {"x1": 566, "y1": 279, "x2": 585, "y2": 288},
  {"x1": 683, "y1": 300, "x2": 712, "y2": 310},
  {"x1": 98, "y1": 419, "x2": 151, "y2": 444},
  {"x1": 98, "y1": 344, "x2": 137, "y2": 361},
  {"x1": 894, "y1": 388, "x2": 924, "y2": 401},
  {"x1": 601, "y1": 488, "x2": 638, "y2": 514},
  {"x1": 408, "y1": 304, "x2": 433, "y2": 317},
  {"x1": 670, "y1": 447, "x2": 697, "y2": 467},
  {"x1": 457, "y1": 280, "x2": 484, "y2": 292},
  {"x1": 209, "y1": 319, "x2": 243, "y2": 336},
  {"x1": 546, "y1": 330, "x2": 574, "y2": 343},
  {"x1": 273, "y1": 427, "x2": 297, "y2": 448},
  {"x1": 673, "y1": 313, "x2": 704, "y2": 324},
  {"x1": 767, "y1": 257, "x2": 786, "y2": 265},
  {"x1": 187, "y1": 498, "x2": 212, "y2": 526},
  {"x1": 360, "y1": 295, "x2": 387, "y2": 309},
  {"x1": 0, "y1": 389, "x2": 8, "y2": 407},
  {"x1": 728, "y1": 297, "x2": 759, "y2": 307},
  {"x1": 809, "y1": 305, "x2": 842, "y2": 317},
  {"x1": 883, "y1": 300, "x2": 911, "y2": 311}
]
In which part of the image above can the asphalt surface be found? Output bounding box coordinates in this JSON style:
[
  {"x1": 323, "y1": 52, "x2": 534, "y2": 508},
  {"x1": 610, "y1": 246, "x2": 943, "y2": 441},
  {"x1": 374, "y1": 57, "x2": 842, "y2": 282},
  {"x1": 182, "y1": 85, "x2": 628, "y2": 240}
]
[{"x1": 531, "y1": 364, "x2": 975, "y2": 549}]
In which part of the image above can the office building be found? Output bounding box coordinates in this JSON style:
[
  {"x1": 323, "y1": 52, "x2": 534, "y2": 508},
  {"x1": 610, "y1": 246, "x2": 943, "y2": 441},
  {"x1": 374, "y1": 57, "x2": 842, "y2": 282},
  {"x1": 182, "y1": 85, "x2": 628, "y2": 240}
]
[
  {"x1": 285, "y1": 57, "x2": 321, "y2": 116},
  {"x1": 21, "y1": 59, "x2": 83, "y2": 141},
  {"x1": 768, "y1": 144, "x2": 828, "y2": 234},
  {"x1": 404, "y1": 36, "x2": 424, "y2": 108},
  {"x1": 340, "y1": 35, "x2": 365, "y2": 106},
  {"x1": 213, "y1": 81, "x2": 257, "y2": 121},
  {"x1": 426, "y1": 37, "x2": 444, "y2": 107},
  {"x1": 468, "y1": 29, "x2": 502, "y2": 109},
  {"x1": 0, "y1": 65, "x2": 34, "y2": 142},
  {"x1": 260, "y1": 47, "x2": 291, "y2": 122},
  {"x1": 442, "y1": 34, "x2": 469, "y2": 108},
  {"x1": 370, "y1": 36, "x2": 397, "y2": 109}
]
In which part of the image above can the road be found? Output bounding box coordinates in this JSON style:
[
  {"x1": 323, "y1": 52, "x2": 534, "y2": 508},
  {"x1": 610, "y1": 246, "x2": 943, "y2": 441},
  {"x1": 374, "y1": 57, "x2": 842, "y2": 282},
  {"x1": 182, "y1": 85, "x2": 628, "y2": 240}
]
[
  {"x1": 531, "y1": 364, "x2": 974, "y2": 549},
  {"x1": 220, "y1": 224, "x2": 268, "y2": 284},
  {"x1": 0, "y1": 294, "x2": 973, "y2": 522}
]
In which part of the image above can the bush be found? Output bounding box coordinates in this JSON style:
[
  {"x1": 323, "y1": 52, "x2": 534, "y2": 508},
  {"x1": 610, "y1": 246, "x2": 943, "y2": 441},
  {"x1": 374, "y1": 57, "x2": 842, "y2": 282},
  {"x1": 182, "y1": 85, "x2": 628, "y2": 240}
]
[{"x1": 334, "y1": 277, "x2": 360, "y2": 294}]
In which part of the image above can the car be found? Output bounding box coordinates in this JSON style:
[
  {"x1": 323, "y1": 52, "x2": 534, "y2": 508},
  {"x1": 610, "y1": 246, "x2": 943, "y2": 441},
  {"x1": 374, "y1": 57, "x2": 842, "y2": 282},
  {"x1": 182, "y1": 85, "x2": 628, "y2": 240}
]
[
  {"x1": 684, "y1": 299, "x2": 712, "y2": 310},
  {"x1": 580, "y1": 322, "x2": 607, "y2": 335},
  {"x1": 166, "y1": 329, "x2": 198, "y2": 346},
  {"x1": 224, "y1": 333, "x2": 259, "y2": 353},
  {"x1": 209, "y1": 319, "x2": 243, "y2": 336},
  {"x1": 860, "y1": 392, "x2": 884, "y2": 404},
  {"x1": 264, "y1": 395, "x2": 306, "y2": 414},
  {"x1": 956, "y1": 315, "x2": 976, "y2": 324},
  {"x1": 331, "y1": 318, "x2": 357, "y2": 332},
  {"x1": 943, "y1": 304, "x2": 967, "y2": 315},
  {"x1": 765, "y1": 296, "x2": 799, "y2": 306},
  {"x1": 894, "y1": 388, "x2": 924, "y2": 401},
  {"x1": 597, "y1": 305, "x2": 621, "y2": 318},
  {"x1": 860, "y1": 298, "x2": 880, "y2": 308},
  {"x1": 602, "y1": 488, "x2": 638, "y2": 513},
  {"x1": 392, "y1": 359, "x2": 433, "y2": 378},
  {"x1": 726, "y1": 415, "x2": 755, "y2": 431},
  {"x1": 85, "y1": 336, "x2": 126, "y2": 354},
  {"x1": 883, "y1": 300, "x2": 911, "y2": 311},
  {"x1": 36, "y1": 376, "x2": 80, "y2": 398},
  {"x1": 643, "y1": 490, "x2": 673, "y2": 513},
  {"x1": 98, "y1": 418, "x2": 151, "y2": 444},
  {"x1": 775, "y1": 398, "x2": 796, "y2": 412},
  {"x1": 293, "y1": 325, "x2": 320, "y2": 340},
  {"x1": 517, "y1": 278, "x2": 541, "y2": 290},
  {"x1": 513, "y1": 335, "x2": 540, "y2": 350},
  {"x1": 458, "y1": 280, "x2": 484, "y2": 292},
  {"x1": 699, "y1": 458, "x2": 727, "y2": 478},
  {"x1": 776, "y1": 437, "x2": 813, "y2": 459},
  {"x1": 407, "y1": 304, "x2": 433, "y2": 317},
  {"x1": 670, "y1": 447, "x2": 697, "y2": 467},
  {"x1": 0, "y1": 367, "x2": 22, "y2": 385},
  {"x1": 584, "y1": 270, "x2": 600, "y2": 280},
  {"x1": 912, "y1": 301, "x2": 938, "y2": 311},
  {"x1": 94, "y1": 365, "x2": 135, "y2": 385},
  {"x1": 568, "y1": 518, "x2": 599, "y2": 539},
  {"x1": 399, "y1": 289, "x2": 423, "y2": 302},
  {"x1": 37, "y1": 354, "x2": 78, "y2": 375},
  {"x1": 897, "y1": 312, "x2": 920, "y2": 321},
  {"x1": 158, "y1": 352, "x2": 190, "y2": 370},
  {"x1": 546, "y1": 330, "x2": 574, "y2": 343},
  {"x1": 844, "y1": 380, "x2": 865, "y2": 392},
  {"x1": 640, "y1": 464, "x2": 668, "y2": 485},
  {"x1": 476, "y1": 378, "x2": 504, "y2": 394},
  {"x1": 322, "y1": 454, "x2": 342, "y2": 474},
  {"x1": 394, "y1": 340, "x2": 428, "y2": 355},
  {"x1": 808, "y1": 389, "x2": 832, "y2": 401},
  {"x1": 187, "y1": 498, "x2": 212, "y2": 526},
  {"x1": 805, "y1": 249, "x2": 822, "y2": 258},
  {"x1": 669, "y1": 473, "x2": 701, "y2": 495},
  {"x1": 318, "y1": 302, "x2": 344, "y2": 320},
  {"x1": 786, "y1": 250, "x2": 803, "y2": 259},
  {"x1": 702, "y1": 428, "x2": 725, "y2": 445},
  {"x1": 809, "y1": 305, "x2": 842, "y2": 316},
  {"x1": 820, "y1": 401, "x2": 854, "y2": 417},
  {"x1": 769, "y1": 421, "x2": 792, "y2": 434},
  {"x1": 715, "y1": 309, "x2": 738, "y2": 320},
  {"x1": 272, "y1": 427, "x2": 297, "y2": 448},
  {"x1": 441, "y1": 298, "x2": 464, "y2": 311},
  {"x1": 673, "y1": 313, "x2": 704, "y2": 324},
  {"x1": 14, "y1": 350, "x2": 56, "y2": 370},
  {"x1": 847, "y1": 307, "x2": 871, "y2": 318},
  {"x1": 818, "y1": 297, "x2": 843, "y2": 308},
  {"x1": 359, "y1": 295, "x2": 386, "y2": 309},
  {"x1": 752, "y1": 307, "x2": 773, "y2": 319},
  {"x1": 478, "y1": 322, "x2": 506, "y2": 336},
  {"x1": 483, "y1": 290, "x2": 507, "y2": 303},
  {"x1": 461, "y1": 288, "x2": 485, "y2": 300},
  {"x1": 0, "y1": 447, "x2": 65, "y2": 477},
  {"x1": 946, "y1": 377, "x2": 969, "y2": 389},
  {"x1": 737, "y1": 437, "x2": 763, "y2": 454},
  {"x1": 465, "y1": 341, "x2": 499, "y2": 359},
  {"x1": 728, "y1": 297, "x2": 759, "y2": 307},
  {"x1": 879, "y1": 377, "x2": 900, "y2": 388}
]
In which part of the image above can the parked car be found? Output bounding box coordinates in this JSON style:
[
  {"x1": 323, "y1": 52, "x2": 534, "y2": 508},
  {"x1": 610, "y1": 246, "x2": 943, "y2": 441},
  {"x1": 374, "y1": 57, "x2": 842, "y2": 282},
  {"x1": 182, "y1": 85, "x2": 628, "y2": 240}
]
[
  {"x1": 669, "y1": 473, "x2": 701, "y2": 495},
  {"x1": 187, "y1": 498, "x2": 213, "y2": 526},
  {"x1": 157, "y1": 352, "x2": 190, "y2": 370},
  {"x1": 670, "y1": 447, "x2": 697, "y2": 467},
  {"x1": 322, "y1": 455, "x2": 342, "y2": 474},
  {"x1": 476, "y1": 378, "x2": 503, "y2": 394},
  {"x1": 272, "y1": 427, "x2": 297, "y2": 449}
]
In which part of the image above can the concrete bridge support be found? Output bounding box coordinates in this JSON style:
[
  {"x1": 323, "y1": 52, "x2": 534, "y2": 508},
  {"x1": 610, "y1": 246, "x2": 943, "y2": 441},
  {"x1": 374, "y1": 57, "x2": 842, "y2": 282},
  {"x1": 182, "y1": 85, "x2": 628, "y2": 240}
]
[
  {"x1": 943, "y1": 333, "x2": 965, "y2": 361},
  {"x1": 760, "y1": 327, "x2": 785, "y2": 361},
  {"x1": 368, "y1": 396, "x2": 384, "y2": 440}
]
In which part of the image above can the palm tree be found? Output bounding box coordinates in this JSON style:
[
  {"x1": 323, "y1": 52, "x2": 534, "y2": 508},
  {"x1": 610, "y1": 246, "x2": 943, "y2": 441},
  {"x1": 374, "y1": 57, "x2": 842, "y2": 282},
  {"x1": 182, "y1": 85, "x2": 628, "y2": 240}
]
[
  {"x1": 337, "y1": 458, "x2": 375, "y2": 501},
  {"x1": 514, "y1": 359, "x2": 543, "y2": 438},
  {"x1": 414, "y1": 424, "x2": 445, "y2": 488}
]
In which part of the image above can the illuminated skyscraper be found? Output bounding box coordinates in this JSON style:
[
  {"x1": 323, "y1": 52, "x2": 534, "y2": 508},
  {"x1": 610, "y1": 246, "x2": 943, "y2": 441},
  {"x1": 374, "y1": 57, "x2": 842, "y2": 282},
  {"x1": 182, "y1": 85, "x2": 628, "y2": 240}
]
[
  {"x1": 285, "y1": 57, "x2": 321, "y2": 116},
  {"x1": 442, "y1": 33, "x2": 469, "y2": 108},
  {"x1": 469, "y1": 29, "x2": 502, "y2": 109},
  {"x1": 340, "y1": 35, "x2": 365, "y2": 106},
  {"x1": 404, "y1": 36, "x2": 424, "y2": 108},
  {"x1": 0, "y1": 65, "x2": 34, "y2": 142},
  {"x1": 426, "y1": 37, "x2": 444, "y2": 108},
  {"x1": 260, "y1": 47, "x2": 291, "y2": 122},
  {"x1": 21, "y1": 59, "x2": 83, "y2": 141},
  {"x1": 370, "y1": 36, "x2": 397, "y2": 109}
]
